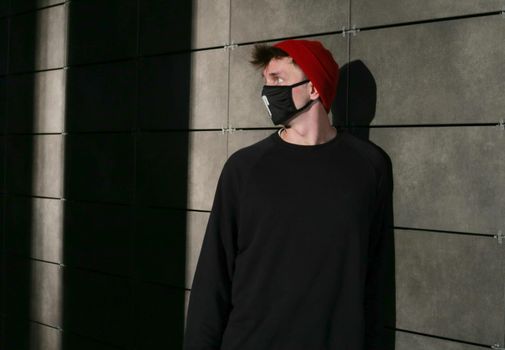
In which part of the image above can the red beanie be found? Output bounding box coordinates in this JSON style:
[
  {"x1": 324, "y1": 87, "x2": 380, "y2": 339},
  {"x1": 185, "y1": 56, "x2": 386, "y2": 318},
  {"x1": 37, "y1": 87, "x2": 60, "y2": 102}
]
[{"x1": 273, "y1": 39, "x2": 340, "y2": 113}]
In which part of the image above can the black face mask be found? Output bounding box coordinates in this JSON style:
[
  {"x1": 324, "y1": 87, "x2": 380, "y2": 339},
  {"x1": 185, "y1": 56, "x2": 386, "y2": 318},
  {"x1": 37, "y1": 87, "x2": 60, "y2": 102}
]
[{"x1": 261, "y1": 79, "x2": 314, "y2": 126}]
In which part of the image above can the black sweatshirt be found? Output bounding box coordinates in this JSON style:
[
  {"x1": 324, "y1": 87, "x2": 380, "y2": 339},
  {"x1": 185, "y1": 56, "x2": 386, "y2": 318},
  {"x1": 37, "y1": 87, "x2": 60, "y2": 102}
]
[{"x1": 183, "y1": 128, "x2": 395, "y2": 350}]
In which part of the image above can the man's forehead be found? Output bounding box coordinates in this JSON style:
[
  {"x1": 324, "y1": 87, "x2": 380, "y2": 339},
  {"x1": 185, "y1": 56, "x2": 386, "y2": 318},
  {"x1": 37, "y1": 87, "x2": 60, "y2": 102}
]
[{"x1": 262, "y1": 57, "x2": 294, "y2": 78}]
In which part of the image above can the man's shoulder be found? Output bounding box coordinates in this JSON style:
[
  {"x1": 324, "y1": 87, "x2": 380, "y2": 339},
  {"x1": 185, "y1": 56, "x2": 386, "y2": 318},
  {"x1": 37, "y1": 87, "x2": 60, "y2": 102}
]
[
  {"x1": 226, "y1": 131, "x2": 275, "y2": 169},
  {"x1": 341, "y1": 131, "x2": 392, "y2": 179},
  {"x1": 219, "y1": 131, "x2": 275, "y2": 185}
]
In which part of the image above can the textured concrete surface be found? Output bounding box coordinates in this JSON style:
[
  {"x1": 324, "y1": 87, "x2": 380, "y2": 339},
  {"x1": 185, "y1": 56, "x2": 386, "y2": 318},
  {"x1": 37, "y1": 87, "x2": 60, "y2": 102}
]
[
  {"x1": 1, "y1": 1, "x2": 504, "y2": 349},
  {"x1": 231, "y1": 0, "x2": 349, "y2": 43},
  {"x1": 369, "y1": 126, "x2": 505, "y2": 234},
  {"x1": 9, "y1": 5, "x2": 66, "y2": 72},
  {"x1": 350, "y1": 15, "x2": 505, "y2": 125},
  {"x1": 352, "y1": 0, "x2": 504, "y2": 28}
]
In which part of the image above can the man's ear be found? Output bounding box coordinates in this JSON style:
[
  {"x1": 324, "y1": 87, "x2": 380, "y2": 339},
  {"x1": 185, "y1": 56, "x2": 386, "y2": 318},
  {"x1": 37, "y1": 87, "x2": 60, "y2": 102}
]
[{"x1": 309, "y1": 82, "x2": 320, "y2": 99}]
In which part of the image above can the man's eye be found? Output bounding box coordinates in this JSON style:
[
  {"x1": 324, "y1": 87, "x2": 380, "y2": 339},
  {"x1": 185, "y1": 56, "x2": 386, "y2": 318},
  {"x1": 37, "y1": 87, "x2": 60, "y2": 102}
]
[{"x1": 276, "y1": 77, "x2": 284, "y2": 83}]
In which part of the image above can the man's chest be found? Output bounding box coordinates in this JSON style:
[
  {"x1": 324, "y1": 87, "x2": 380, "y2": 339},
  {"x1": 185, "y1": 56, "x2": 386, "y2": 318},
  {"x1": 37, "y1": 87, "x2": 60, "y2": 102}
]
[{"x1": 237, "y1": 158, "x2": 375, "y2": 249}]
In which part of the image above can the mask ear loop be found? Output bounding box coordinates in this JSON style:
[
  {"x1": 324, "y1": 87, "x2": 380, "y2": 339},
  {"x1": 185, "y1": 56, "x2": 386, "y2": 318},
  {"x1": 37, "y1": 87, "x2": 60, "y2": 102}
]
[
  {"x1": 295, "y1": 98, "x2": 315, "y2": 113},
  {"x1": 290, "y1": 79, "x2": 310, "y2": 88},
  {"x1": 283, "y1": 99, "x2": 316, "y2": 129},
  {"x1": 292, "y1": 79, "x2": 315, "y2": 113}
]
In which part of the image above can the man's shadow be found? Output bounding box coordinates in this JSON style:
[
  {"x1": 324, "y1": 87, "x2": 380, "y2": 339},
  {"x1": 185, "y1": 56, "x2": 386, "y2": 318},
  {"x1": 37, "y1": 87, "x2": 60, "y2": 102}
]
[{"x1": 332, "y1": 60, "x2": 396, "y2": 349}]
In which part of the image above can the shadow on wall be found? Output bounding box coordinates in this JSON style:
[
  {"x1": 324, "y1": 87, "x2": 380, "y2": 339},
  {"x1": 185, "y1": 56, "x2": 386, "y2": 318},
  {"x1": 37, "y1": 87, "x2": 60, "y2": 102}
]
[
  {"x1": 332, "y1": 59, "x2": 397, "y2": 348},
  {"x1": 2, "y1": 2, "x2": 39, "y2": 348},
  {"x1": 61, "y1": 1, "x2": 192, "y2": 349},
  {"x1": 2, "y1": 1, "x2": 192, "y2": 349}
]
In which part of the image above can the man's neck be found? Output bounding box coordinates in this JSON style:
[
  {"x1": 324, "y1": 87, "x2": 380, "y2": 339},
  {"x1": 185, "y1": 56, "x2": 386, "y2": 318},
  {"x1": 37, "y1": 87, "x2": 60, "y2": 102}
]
[{"x1": 280, "y1": 102, "x2": 336, "y2": 145}]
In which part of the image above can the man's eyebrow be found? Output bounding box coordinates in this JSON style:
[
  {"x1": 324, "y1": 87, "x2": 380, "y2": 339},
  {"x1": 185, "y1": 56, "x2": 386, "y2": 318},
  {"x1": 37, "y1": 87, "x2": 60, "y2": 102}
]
[{"x1": 261, "y1": 71, "x2": 283, "y2": 79}]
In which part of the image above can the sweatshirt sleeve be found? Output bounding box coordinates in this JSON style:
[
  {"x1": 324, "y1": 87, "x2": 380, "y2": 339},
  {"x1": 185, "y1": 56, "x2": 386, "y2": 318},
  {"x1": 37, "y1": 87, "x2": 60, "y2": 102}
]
[
  {"x1": 183, "y1": 156, "x2": 240, "y2": 350},
  {"x1": 364, "y1": 156, "x2": 396, "y2": 349}
]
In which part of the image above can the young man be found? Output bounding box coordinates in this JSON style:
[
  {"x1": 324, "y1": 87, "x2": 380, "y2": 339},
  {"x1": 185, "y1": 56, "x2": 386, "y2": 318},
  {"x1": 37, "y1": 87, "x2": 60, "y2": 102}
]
[{"x1": 183, "y1": 39, "x2": 395, "y2": 350}]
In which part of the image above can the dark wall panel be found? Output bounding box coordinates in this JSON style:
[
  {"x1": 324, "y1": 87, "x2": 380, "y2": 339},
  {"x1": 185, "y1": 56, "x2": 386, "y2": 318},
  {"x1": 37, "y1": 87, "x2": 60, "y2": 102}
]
[
  {"x1": 64, "y1": 134, "x2": 134, "y2": 204},
  {"x1": 66, "y1": 60, "x2": 137, "y2": 132},
  {"x1": 68, "y1": 0, "x2": 137, "y2": 65}
]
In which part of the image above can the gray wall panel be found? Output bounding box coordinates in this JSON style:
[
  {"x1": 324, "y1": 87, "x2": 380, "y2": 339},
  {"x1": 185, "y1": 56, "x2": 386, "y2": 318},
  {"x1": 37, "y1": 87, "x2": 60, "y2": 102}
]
[
  {"x1": 9, "y1": 5, "x2": 66, "y2": 73},
  {"x1": 231, "y1": 0, "x2": 349, "y2": 43},
  {"x1": 369, "y1": 127, "x2": 504, "y2": 234},
  {"x1": 350, "y1": 15, "x2": 505, "y2": 125},
  {"x1": 4, "y1": 257, "x2": 62, "y2": 327},
  {"x1": 66, "y1": 61, "x2": 136, "y2": 132},
  {"x1": 229, "y1": 43, "x2": 271, "y2": 128},
  {"x1": 5, "y1": 197, "x2": 62, "y2": 263},
  {"x1": 139, "y1": 0, "x2": 193, "y2": 54},
  {"x1": 136, "y1": 131, "x2": 190, "y2": 208},
  {"x1": 137, "y1": 130, "x2": 227, "y2": 210},
  {"x1": 139, "y1": 48, "x2": 229, "y2": 130},
  {"x1": 7, "y1": 70, "x2": 65, "y2": 133},
  {"x1": 2, "y1": 318, "x2": 62, "y2": 350},
  {"x1": 395, "y1": 228, "x2": 503, "y2": 344},
  {"x1": 192, "y1": 0, "x2": 230, "y2": 49},
  {"x1": 352, "y1": 0, "x2": 503, "y2": 28},
  {"x1": 185, "y1": 210, "x2": 209, "y2": 290},
  {"x1": 189, "y1": 48, "x2": 229, "y2": 129},
  {"x1": 68, "y1": 0, "x2": 136, "y2": 65},
  {"x1": 6, "y1": 135, "x2": 63, "y2": 198},
  {"x1": 187, "y1": 130, "x2": 229, "y2": 210},
  {"x1": 140, "y1": 0, "x2": 231, "y2": 52},
  {"x1": 138, "y1": 53, "x2": 192, "y2": 130},
  {"x1": 10, "y1": 0, "x2": 63, "y2": 14},
  {"x1": 64, "y1": 134, "x2": 134, "y2": 204},
  {"x1": 63, "y1": 268, "x2": 131, "y2": 347},
  {"x1": 64, "y1": 200, "x2": 132, "y2": 277},
  {"x1": 135, "y1": 207, "x2": 186, "y2": 287},
  {"x1": 396, "y1": 330, "x2": 489, "y2": 350},
  {"x1": 133, "y1": 282, "x2": 185, "y2": 349}
]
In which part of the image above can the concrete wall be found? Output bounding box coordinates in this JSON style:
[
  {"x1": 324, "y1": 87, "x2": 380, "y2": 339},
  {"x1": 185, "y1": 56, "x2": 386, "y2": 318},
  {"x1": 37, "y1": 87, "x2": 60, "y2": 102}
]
[{"x1": 0, "y1": 0, "x2": 504, "y2": 349}]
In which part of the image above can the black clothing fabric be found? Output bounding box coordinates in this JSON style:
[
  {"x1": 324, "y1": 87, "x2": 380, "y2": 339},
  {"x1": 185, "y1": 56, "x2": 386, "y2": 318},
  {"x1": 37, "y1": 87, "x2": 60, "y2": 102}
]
[{"x1": 183, "y1": 129, "x2": 395, "y2": 350}]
